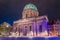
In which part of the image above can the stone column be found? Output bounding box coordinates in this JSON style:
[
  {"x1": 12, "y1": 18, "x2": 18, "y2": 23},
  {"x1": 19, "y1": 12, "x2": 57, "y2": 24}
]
[
  {"x1": 37, "y1": 23, "x2": 40, "y2": 36},
  {"x1": 41, "y1": 20, "x2": 48, "y2": 36},
  {"x1": 18, "y1": 25, "x2": 20, "y2": 36},
  {"x1": 42, "y1": 20, "x2": 47, "y2": 32},
  {"x1": 33, "y1": 22, "x2": 37, "y2": 36},
  {"x1": 16, "y1": 25, "x2": 20, "y2": 36},
  {"x1": 13, "y1": 24, "x2": 16, "y2": 32}
]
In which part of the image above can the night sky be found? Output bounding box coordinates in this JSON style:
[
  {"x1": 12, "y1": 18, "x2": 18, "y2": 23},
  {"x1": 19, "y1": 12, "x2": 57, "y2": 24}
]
[{"x1": 0, "y1": 0, "x2": 60, "y2": 25}]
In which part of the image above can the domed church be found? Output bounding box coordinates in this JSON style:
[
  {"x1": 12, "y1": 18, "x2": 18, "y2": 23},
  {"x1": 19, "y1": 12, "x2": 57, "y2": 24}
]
[{"x1": 12, "y1": 4, "x2": 48, "y2": 37}]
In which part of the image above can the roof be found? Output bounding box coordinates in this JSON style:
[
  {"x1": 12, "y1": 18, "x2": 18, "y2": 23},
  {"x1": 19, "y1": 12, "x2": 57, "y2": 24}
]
[{"x1": 24, "y1": 4, "x2": 38, "y2": 10}]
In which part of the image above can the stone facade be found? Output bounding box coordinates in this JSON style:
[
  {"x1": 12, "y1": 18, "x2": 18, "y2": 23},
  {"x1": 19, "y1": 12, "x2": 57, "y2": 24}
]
[
  {"x1": 48, "y1": 23, "x2": 60, "y2": 36},
  {"x1": 12, "y1": 4, "x2": 48, "y2": 37}
]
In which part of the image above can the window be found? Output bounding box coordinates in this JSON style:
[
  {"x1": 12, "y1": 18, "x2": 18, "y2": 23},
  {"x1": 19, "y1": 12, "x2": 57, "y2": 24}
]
[
  {"x1": 24, "y1": 26, "x2": 27, "y2": 36},
  {"x1": 30, "y1": 26, "x2": 32, "y2": 31},
  {"x1": 39, "y1": 25, "x2": 42, "y2": 32},
  {"x1": 25, "y1": 26, "x2": 27, "y2": 28},
  {"x1": 24, "y1": 29, "x2": 27, "y2": 36},
  {"x1": 26, "y1": 14, "x2": 28, "y2": 18}
]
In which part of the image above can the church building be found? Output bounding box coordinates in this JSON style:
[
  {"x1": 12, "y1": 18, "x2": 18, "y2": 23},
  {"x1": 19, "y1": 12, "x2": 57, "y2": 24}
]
[{"x1": 12, "y1": 4, "x2": 48, "y2": 37}]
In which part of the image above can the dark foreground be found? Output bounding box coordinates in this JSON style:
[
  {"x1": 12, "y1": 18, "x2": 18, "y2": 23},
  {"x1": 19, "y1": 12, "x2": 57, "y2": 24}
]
[{"x1": 0, "y1": 36, "x2": 60, "y2": 40}]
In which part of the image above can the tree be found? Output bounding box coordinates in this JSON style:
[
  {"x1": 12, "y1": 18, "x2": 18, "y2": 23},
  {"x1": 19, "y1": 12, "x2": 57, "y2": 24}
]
[{"x1": 0, "y1": 22, "x2": 13, "y2": 36}]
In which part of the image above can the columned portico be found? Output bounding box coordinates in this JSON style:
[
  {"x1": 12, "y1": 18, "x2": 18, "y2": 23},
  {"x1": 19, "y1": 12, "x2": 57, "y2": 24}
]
[{"x1": 12, "y1": 3, "x2": 48, "y2": 37}]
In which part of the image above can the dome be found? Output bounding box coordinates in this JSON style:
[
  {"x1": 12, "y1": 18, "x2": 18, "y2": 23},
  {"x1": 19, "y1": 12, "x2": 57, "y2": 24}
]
[{"x1": 24, "y1": 4, "x2": 38, "y2": 10}]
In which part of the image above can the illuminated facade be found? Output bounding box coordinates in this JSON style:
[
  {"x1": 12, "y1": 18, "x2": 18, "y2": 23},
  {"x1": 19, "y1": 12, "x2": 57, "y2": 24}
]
[
  {"x1": 12, "y1": 4, "x2": 48, "y2": 37},
  {"x1": 48, "y1": 21, "x2": 60, "y2": 36}
]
